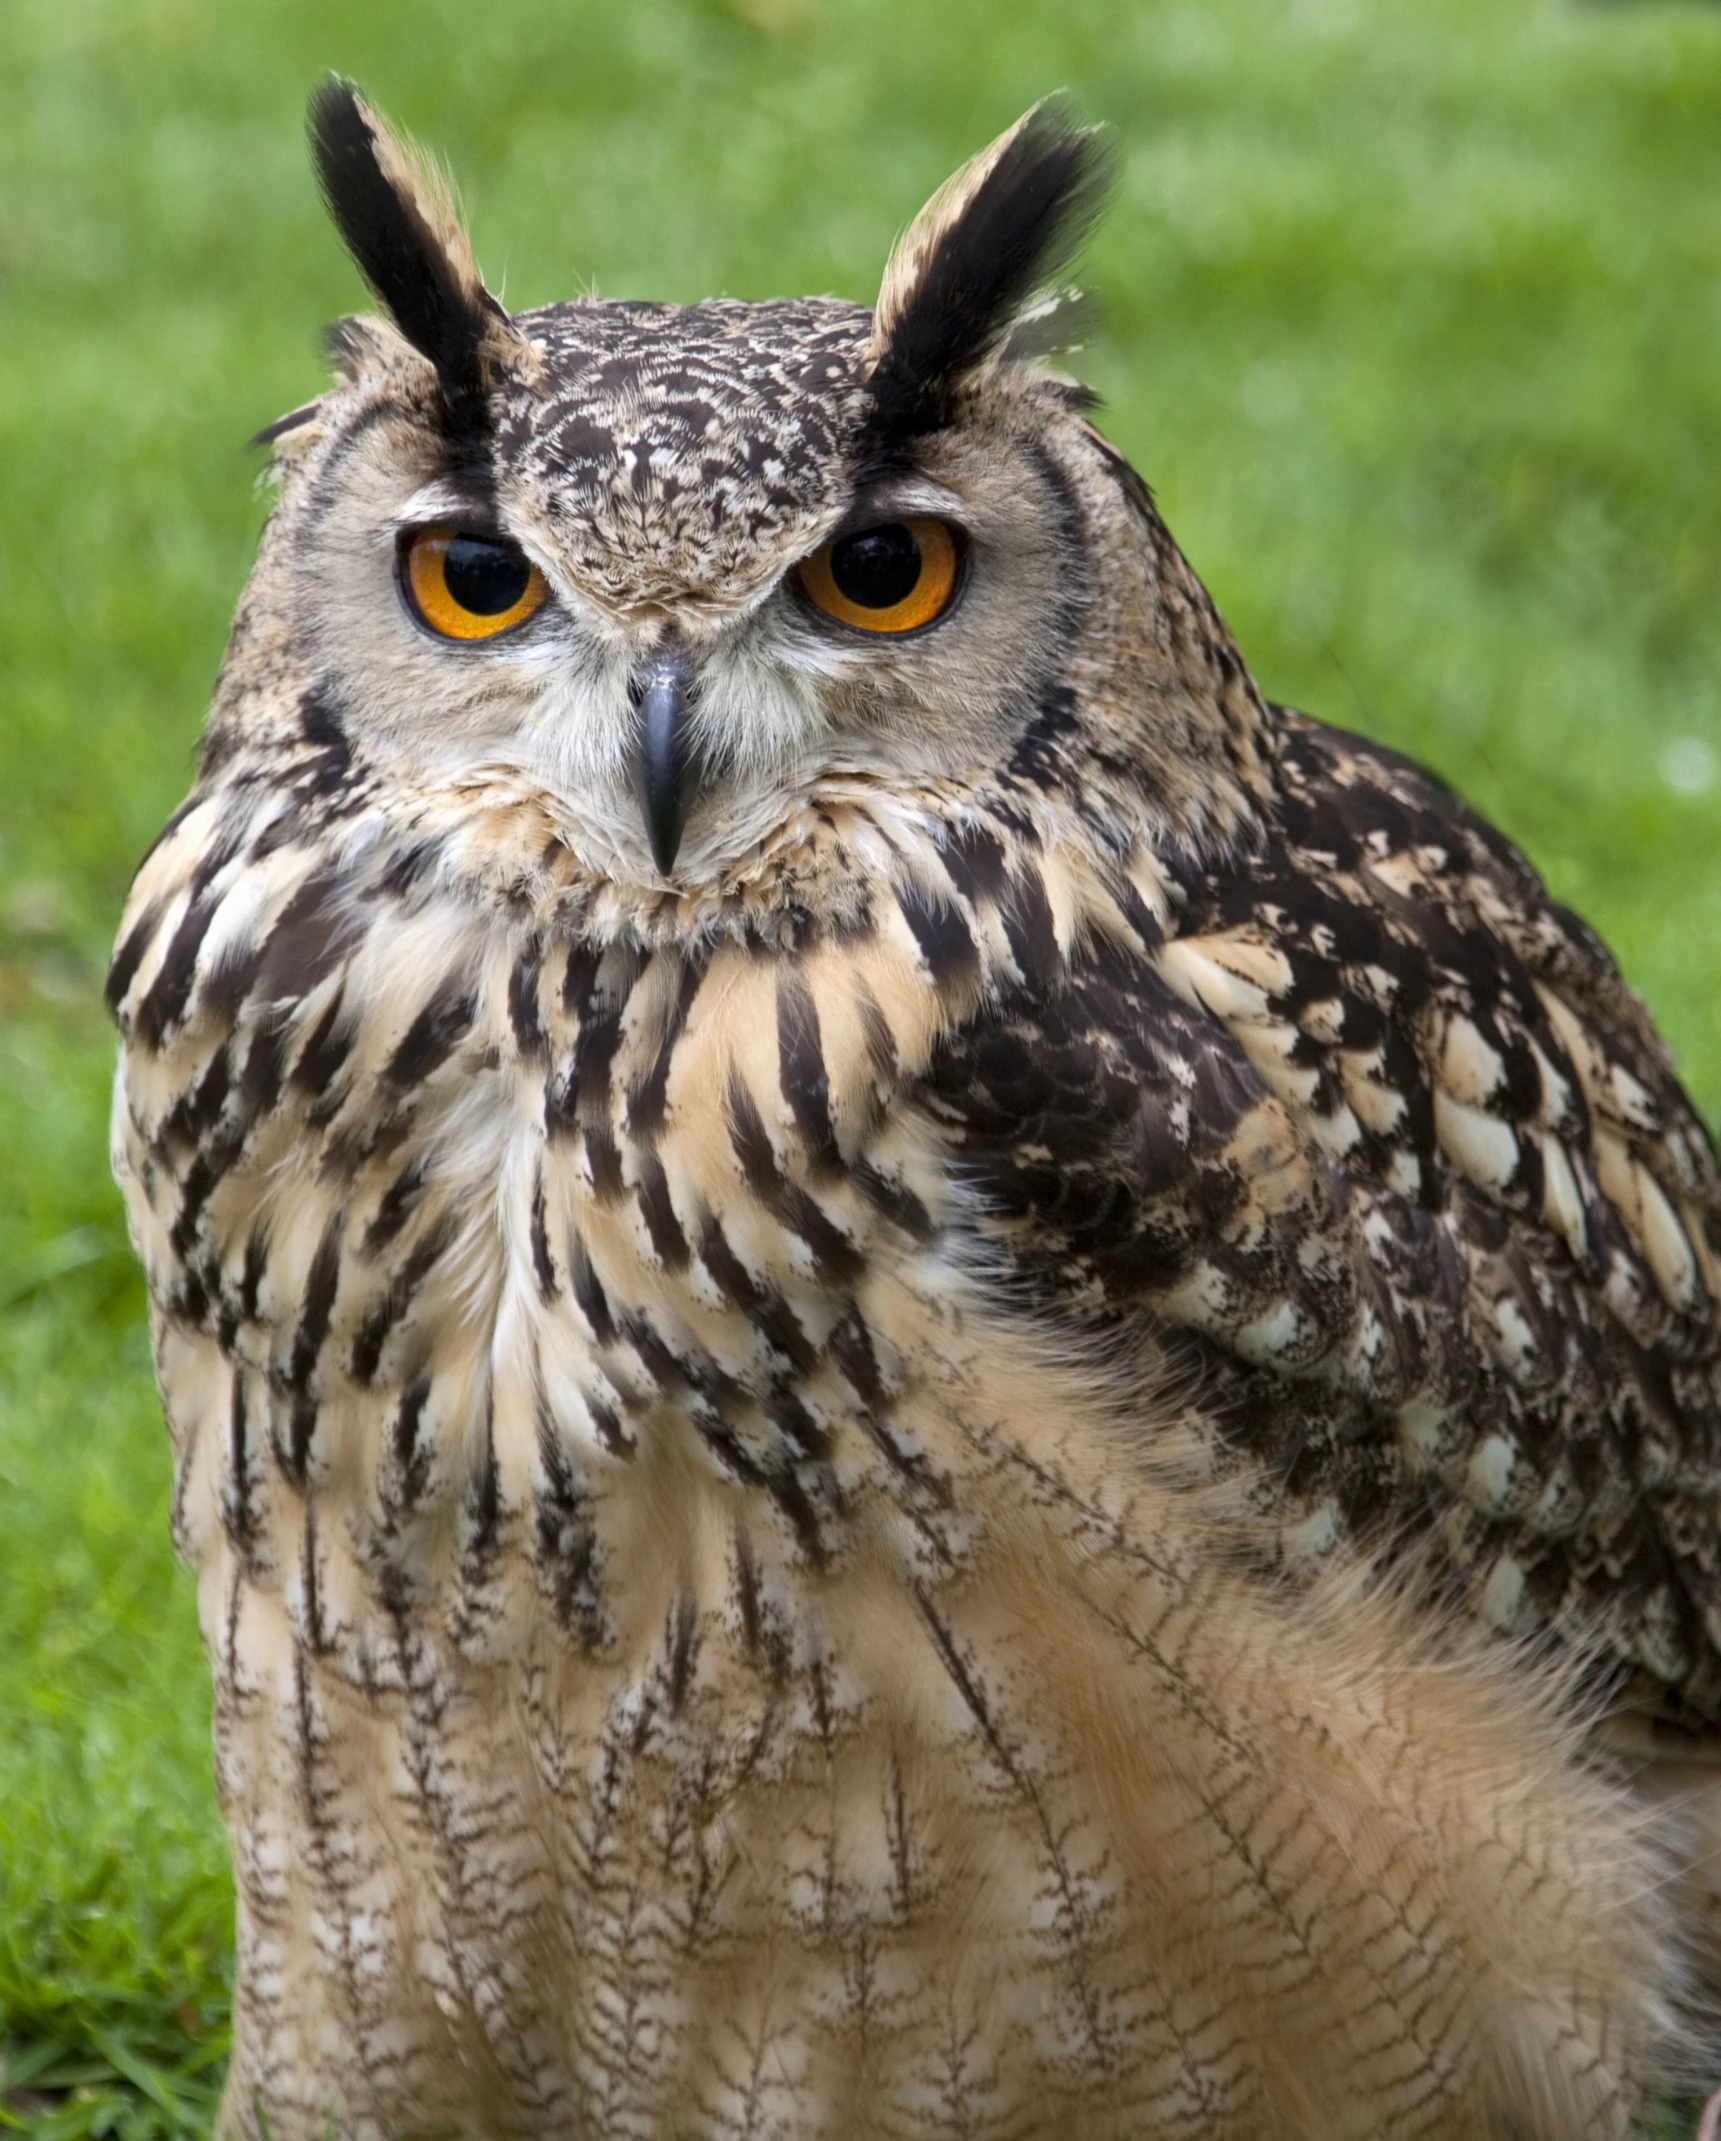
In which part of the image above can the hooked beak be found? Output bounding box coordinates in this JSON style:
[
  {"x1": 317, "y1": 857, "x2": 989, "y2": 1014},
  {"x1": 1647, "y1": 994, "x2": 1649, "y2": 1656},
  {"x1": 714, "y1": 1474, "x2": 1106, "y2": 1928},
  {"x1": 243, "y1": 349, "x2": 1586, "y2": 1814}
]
[{"x1": 630, "y1": 645, "x2": 701, "y2": 876}]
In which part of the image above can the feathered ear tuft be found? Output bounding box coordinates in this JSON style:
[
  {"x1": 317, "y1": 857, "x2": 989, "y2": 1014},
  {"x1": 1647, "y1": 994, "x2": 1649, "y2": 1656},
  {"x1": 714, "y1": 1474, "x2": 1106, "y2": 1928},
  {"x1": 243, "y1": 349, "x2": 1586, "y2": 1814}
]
[
  {"x1": 866, "y1": 100, "x2": 1115, "y2": 440},
  {"x1": 307, "y1": 77, "x2": 511, "y2": 400}
]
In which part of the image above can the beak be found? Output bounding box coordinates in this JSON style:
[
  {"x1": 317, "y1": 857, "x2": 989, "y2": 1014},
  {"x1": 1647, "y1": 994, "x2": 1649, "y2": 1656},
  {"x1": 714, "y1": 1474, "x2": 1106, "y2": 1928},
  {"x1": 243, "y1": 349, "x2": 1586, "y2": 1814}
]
[{"x1": 630, "y1": 644, "x2": 701, "y2": 876}]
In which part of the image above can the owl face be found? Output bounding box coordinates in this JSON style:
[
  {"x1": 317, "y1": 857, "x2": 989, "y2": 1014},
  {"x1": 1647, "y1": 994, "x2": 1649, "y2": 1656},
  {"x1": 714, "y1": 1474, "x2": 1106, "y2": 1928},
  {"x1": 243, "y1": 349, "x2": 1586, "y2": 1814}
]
[{"x1": 257, "y1": 87, "x2": 1117, "y2": 889}]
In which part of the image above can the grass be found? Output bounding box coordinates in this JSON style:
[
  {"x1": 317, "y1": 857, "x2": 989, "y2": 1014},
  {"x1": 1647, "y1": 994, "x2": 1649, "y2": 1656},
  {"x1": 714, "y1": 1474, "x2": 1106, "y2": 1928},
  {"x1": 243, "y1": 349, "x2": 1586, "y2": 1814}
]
[{"x1": 2, "y1": 0, "x2": 1719, "y2": 2130}]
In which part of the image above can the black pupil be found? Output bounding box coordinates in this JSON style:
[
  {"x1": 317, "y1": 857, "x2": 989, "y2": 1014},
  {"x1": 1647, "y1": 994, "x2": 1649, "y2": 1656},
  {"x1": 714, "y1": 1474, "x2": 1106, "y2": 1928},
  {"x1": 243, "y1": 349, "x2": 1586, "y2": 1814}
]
[
  {"x1": 444, "y1": 535, "x2": 531, "y2": 616},
  {"x1": 829, "y1": 523, "x2": 923, "y2": 610}
]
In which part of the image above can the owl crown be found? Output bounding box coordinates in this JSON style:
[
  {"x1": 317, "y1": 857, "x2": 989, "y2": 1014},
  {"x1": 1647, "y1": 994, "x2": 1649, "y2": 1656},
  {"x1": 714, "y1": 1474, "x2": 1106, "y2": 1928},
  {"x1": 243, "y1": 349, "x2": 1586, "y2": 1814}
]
[{"x1": 307, "y1": 76, "x2": 1113, "y2": 446}]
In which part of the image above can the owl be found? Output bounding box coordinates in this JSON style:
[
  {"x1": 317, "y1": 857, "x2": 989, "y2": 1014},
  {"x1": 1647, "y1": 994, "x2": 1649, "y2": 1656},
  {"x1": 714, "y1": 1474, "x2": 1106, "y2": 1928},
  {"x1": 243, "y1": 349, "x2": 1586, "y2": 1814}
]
[{"x1": 108, "y1": 79, "x2": 1721, "y2": 2141}]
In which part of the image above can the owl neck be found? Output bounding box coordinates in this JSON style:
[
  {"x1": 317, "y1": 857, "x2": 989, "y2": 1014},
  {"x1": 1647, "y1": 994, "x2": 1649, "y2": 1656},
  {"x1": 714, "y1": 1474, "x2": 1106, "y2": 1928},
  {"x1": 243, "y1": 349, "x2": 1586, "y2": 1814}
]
[{"x1": 1060, "y1": 460, "x2": 1281, "y2": 874}]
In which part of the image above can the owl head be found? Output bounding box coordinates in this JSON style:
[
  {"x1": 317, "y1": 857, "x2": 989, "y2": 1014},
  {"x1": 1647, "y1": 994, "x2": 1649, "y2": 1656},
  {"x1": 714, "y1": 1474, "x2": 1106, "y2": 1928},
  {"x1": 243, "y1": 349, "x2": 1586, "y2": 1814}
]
[{"x1": 228, "y1": 83, "x2": 1254, "y2": 899}]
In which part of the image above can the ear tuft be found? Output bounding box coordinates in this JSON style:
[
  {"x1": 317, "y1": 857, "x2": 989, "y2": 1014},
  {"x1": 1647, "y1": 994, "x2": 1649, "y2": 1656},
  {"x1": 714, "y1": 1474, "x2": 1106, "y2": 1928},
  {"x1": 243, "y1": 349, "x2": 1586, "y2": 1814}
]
[
  {"x1": 307, "y1": 77, "x2": 510, "y2": 400},
  {"x1": 867, "y1": 100, "x2": 1115, "y2": 439}
]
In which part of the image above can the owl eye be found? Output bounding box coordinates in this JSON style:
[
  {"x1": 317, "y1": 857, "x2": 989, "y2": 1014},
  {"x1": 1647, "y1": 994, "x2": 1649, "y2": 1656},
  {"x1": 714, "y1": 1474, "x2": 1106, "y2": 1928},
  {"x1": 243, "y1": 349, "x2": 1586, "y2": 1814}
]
[
  {"x1": 796, "y1": 518, "x2": 962, "y2": 635},
  {"x1": 401, "y1": 525, "x2": 548, "y2": 641}
]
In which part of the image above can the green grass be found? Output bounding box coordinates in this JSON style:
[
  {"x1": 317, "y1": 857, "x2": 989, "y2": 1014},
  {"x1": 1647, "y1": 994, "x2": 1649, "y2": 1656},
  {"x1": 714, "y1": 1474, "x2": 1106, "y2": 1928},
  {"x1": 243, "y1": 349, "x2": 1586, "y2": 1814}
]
[{"x1": 3, "y1": 0, "x2": 1719, "y2": 2130}]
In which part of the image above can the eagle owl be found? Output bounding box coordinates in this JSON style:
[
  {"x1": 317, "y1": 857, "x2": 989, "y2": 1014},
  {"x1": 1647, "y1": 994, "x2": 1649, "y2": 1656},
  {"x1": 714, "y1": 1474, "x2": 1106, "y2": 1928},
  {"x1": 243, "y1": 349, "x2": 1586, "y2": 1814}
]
[{"x1": 109, "y1": 81, "x2": 1721, "y2": 2140}]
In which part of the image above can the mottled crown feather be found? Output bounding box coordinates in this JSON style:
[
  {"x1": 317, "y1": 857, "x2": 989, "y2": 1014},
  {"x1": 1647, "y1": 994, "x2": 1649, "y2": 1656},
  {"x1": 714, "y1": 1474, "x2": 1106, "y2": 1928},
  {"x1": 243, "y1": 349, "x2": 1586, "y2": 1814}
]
[
  {"x1": 866, "y1": 99, "x2": 1116, "y2": 441},
  {"x1": 307, "y1": 77, "x2": 515, "y2": 400}
]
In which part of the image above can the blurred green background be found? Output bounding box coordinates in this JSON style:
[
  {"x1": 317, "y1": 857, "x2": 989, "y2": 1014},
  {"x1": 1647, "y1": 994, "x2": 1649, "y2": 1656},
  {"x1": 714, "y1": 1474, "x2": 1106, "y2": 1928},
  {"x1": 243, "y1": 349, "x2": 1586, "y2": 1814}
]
[{"x1": 4, "y1": 0, "x2": 1721, "y2": 2130}]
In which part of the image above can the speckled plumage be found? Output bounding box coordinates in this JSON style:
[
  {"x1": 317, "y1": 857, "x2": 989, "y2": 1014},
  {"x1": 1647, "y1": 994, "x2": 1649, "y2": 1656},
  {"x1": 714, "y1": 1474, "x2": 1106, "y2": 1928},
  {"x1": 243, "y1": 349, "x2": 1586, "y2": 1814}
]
[{"x1": 110, "y1": 84, "x2": 1721, "y2": 2139}]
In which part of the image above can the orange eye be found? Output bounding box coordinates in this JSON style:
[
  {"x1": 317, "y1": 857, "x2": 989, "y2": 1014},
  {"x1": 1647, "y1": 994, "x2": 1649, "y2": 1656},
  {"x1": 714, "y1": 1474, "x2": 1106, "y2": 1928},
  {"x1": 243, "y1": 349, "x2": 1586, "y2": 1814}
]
[
  {"x1": 402, "y1": 525, "x2": 548, "y2": 641},
  {"x1": 796, "y1": 518, "x2": 962, "y2": 635}
]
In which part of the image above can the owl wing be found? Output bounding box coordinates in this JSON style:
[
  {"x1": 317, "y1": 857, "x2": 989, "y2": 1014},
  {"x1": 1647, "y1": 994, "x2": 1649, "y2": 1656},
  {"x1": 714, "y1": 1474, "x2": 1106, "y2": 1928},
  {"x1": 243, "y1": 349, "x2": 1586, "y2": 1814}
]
[{"x1": 921, "y1": 709, "x2": 1721, "y2": 1715}]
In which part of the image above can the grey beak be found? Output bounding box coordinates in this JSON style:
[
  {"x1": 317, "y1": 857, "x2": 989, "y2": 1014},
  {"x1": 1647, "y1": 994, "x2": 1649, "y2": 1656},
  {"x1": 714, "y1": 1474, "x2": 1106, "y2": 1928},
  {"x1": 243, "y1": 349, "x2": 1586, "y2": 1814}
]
[{"x1": 630, "y1": 647, "x2": 700, "y2": 876}]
